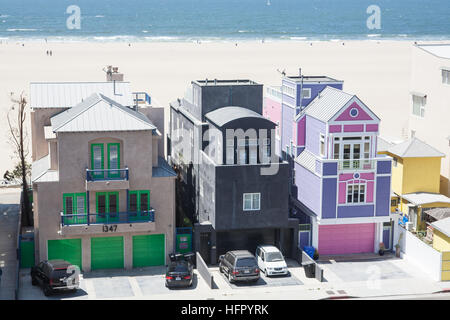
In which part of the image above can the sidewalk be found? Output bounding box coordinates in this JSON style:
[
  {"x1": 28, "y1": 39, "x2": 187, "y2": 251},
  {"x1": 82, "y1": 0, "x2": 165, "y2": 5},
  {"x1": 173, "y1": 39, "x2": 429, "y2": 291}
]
[{"x1": 0, "y1": 188, "x2": 21, "y2": 300}]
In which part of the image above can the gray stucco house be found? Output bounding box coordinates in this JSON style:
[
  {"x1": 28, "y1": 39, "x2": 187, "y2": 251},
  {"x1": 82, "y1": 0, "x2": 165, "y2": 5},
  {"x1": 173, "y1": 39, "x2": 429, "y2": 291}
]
[{"x1": 168, "y1": 79, "x2": 298, "y2": 264}]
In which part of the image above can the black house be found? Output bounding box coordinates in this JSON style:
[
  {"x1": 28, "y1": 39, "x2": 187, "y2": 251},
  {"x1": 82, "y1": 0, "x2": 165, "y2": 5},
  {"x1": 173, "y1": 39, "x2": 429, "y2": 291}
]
[{"x1": 168, "y1": 79, "x2": 298, "y2": 264}]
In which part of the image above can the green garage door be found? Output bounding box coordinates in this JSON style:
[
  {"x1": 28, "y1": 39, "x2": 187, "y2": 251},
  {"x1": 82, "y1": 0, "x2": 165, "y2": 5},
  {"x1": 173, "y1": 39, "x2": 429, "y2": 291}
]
[
  {"x1": 48, "y1": 239, "x2": 82, "y2": 270},
  {"x1": 91, "y1": 236, "x2": 124, "y2": 270},
  {"x1": 133, "y1": 234, "x2": 165, "y2": 267}
]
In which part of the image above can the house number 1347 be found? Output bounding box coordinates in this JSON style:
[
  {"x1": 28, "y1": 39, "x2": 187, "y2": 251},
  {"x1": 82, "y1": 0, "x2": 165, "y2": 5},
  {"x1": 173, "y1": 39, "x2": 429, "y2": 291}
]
[{"x1": 103, "y1": 225, "x2": 117, "y2": 232}]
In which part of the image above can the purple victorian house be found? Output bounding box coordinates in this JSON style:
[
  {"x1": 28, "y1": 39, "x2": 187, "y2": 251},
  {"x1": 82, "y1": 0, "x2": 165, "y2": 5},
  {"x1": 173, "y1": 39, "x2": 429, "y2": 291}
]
[{"x1": 264, "y1": 76, "x2": 394, "y2": 256}]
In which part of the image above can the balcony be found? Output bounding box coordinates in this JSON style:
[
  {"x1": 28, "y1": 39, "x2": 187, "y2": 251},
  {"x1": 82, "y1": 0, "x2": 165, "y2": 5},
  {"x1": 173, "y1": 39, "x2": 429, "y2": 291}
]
[
  {"x1": 336, "y1": 159, "x2": 376, "y2": 171},
  {"x1": 85, "y1": 168, "x2": 129, "y2": 191},
  {"x1": 60, "y1": 209, "x2": 155, "y2": 235}
]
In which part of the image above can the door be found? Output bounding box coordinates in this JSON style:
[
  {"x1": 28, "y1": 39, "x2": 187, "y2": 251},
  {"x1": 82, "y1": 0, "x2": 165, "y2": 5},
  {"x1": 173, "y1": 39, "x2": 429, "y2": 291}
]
[
  {"x1": 91, "y1": 236, "x2": 124, "y2": 270},
  {"x1": 91, "y1": 144, "x2": 104, "y2": 179},
  {"x1": 132, "y1": 234, "x2": 165, "y2": 267},
  {"x1": 199, "y1": 233, "x2": 211, "y2": 264},
  {"x1": 47, "y1": 239, "x2": 82, "y2": 270},
  {"x1": 96, "y1": 192, "x2": 119, "y2": 223},
  {"x1": 107, "y1": 143, "x2": 120, "y2": 179},
  {"x1": 128, "y1": 190, "x2": 150, "y2": 222},
  {"x1": 318, "y1": 223, "x2": 375, "y2": 255},
  {"x1": 383, "y1": 221, "x2": 392, "y2": 250}
]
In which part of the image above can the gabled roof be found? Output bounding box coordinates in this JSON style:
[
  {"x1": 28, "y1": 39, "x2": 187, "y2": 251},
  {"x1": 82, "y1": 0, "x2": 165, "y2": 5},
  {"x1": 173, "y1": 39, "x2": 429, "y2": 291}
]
[
  {"x1": 431, "y1": 217, "x2": 450, "y2": 238},
  {"x1": 302, "y1": 86, "x2": 354, "y2": 122},
  {"x1": 402, "y1": 192, "x2": 450, "y2": 206},
  {"x1": 386, "y1": 137, "x2": 445, "y2": 158},
  {"x1": 205, "y1": 106, "x2": 272, "y2": 127},
  {"x1": 50, "y1": 93, "x2": 155, "y2": 133},
  {"x1": 30, "y1": 81, "x2": 133, "y2": 109}
]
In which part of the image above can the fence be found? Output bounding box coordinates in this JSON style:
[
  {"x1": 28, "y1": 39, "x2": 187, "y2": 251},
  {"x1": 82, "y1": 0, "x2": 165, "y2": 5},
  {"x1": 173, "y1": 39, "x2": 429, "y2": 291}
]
[
  {"x1": 196, "y1": 252, "x2": 215, "y2": 289},
  {"x1": 294, "y1": 247, "x2": 325, "y2": 282},
  {"x1": 399, "y1": 226, "x2": 443, "y2": 281}
]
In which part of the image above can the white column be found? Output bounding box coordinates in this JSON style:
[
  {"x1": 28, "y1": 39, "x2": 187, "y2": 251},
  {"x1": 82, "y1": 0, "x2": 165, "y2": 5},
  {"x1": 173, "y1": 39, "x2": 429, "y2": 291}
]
[{"x1": 312, "y1": 218, "x2": 319, "y2": 249}]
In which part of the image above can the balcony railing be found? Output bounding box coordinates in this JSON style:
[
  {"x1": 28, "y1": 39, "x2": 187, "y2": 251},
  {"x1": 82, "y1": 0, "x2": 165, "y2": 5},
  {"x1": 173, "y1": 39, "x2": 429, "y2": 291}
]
[
  {"x1": 86, "y1": 168, "x2": 129, "y2": 181},
  {"x1": 337, "y1": 159, "x2": 376, "y2": 171},
  {"x1": 61, "y1": 209, "x2": 155, "y2": 226}
]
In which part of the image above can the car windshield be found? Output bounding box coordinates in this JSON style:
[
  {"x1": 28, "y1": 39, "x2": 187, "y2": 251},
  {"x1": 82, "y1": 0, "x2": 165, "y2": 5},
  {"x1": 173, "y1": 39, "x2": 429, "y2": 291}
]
[
  {"x1": 236, "y1": 257, "x2": 256, "y2": 268},
  {"x1": 266, "y1": 252, "x2": 284, "y2": 262},
  {"x1": 169, "y1": 262, "x2": 189, "y2": 273}
]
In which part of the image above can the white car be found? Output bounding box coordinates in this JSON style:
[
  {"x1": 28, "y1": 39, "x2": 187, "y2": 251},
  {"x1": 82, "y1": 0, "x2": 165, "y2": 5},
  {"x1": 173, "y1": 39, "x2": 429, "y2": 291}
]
[{"x1": 255, "y1": 245, "x2": 289, "y2": 276}]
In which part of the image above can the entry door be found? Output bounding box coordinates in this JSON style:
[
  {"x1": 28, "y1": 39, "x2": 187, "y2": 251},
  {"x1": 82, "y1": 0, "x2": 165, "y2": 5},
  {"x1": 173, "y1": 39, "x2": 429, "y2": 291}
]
[
  {"x1": 96, "y1": 192, "x2": 119, "y2": 222},
  {"x1": 91, "y1": 144, "x2": 104, "y2": 179},
  {"x1": 382, "y1": 221, "x2": 393, "y2": 250},
  {"x1": 199, "y1": 233, "x2": 211, "y2": 264}
]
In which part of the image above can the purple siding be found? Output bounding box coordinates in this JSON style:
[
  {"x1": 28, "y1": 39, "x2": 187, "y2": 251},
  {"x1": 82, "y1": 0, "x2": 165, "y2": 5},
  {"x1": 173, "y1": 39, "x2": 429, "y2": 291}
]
[
  {"x1": 323, "y1": 162, "x2": 337, "y2": 176},
  {"x1": 305, "y1": 115, "x2": 326, "y2": 157},
  {"x1": 299, "y1": 232, "x2": 310, "y2": 249},
  {"x1": 281, "y1": 104, "x2": 295, "y2": 152},
  {"x1": 375, "y1": 176, "x2": 391, "y2": 216},
  {"x1": 377, "y1": 160, "x2": 392, "y2": 174},
  {"x1": 295, "y1": 162, "x2": 321, "y2": 215},
  {"x1": 322, "y1": 178, "x2": 337, "y2": 219},
  {"x1": 337, "y1": 205, "x2": 374, "y2": 218}
]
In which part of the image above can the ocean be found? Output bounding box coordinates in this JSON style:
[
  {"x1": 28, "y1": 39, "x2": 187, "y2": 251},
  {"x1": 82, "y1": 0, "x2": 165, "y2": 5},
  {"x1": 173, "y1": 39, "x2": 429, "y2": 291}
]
[{"x1": 0, "y1": 0, "x2": 449, "y2": 41}]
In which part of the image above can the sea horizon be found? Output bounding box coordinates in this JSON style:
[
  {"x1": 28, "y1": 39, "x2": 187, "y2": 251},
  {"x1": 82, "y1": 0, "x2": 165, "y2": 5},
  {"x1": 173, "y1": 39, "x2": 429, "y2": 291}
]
[{"x1": 1, "y1": 0, "x2": 449, "y2": 42}]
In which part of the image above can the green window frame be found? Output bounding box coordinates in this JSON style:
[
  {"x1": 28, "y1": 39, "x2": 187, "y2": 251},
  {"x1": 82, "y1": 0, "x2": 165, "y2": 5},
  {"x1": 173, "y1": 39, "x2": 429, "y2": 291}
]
[
  {"x1": 128, "y1": 190, "x2": 150, "y2": 221},
  {"x1": 107, "y1": 143, "x2": 121, "y2": 178},
  {"x1": 63, "y1": 193, "x2": 87, "y2": 224},
  {"x1": 91, "y1": 143, "x2": 104, "y2": 179},
  {"x1": 96, "y1": 191, "x2": 119, "y2": 222}
]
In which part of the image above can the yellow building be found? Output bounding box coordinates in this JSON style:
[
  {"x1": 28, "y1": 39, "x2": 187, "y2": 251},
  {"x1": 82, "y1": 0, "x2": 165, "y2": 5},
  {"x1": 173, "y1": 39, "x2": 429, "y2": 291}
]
[
  {"x1": 430, "y1": 217, "x2": 450, "y2": 281},
  {"x1": 378, "y1": 137, "x2": 450, "y2": 230}
]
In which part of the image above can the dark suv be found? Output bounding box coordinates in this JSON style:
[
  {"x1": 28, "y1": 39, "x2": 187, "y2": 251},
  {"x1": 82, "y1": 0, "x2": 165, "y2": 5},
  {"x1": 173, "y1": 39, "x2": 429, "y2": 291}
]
[
  {"x1": 219, "y1": 250, "x2": 260, "y2": 283},
  {"x1": 31, "y1": 260, "x2": 79, "y2": 296}
]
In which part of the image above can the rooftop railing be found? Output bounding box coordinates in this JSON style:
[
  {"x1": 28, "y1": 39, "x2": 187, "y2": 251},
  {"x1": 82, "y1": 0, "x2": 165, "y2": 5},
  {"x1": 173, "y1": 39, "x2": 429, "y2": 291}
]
[
  {"x1": 86, "y1": 168, "x2": 129, "y2": 181},
  {"x1": 61, "y1": 209, "x2": 155, "y2": 226}
]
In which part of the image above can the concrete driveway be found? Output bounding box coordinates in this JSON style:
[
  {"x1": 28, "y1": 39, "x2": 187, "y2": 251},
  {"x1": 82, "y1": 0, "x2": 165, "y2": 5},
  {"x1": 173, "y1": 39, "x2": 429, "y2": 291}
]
[{"x1": 19, "y1": 265, "x2": 210, "y2": 300}]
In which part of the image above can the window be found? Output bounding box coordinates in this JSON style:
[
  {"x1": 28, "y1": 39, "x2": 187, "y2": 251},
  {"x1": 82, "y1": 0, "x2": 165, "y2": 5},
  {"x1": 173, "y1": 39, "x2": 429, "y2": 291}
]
[
  {"x1": 442, "y1": 69, "x2": 450, "y2": 84},
  {"x1": 91, "y1": 144, "x2": 104, "y2": 178},
  {"x1": 96, "y1": 192, "x2": 119, "y2": 216},
  {"x1": 243, "y1": 193, "x2": 260, "y2": 211},
  {"x1": 301, "y1": 88, "x2": 311, "y2": 99},
  {"x1": 393, "y1": 157, "x2": 398, "y2": 167},
  {"x1": 391, "y1": 199, "x2": 397, "y2": 207},
  {"x1": 107, "y1": 143, "x2": 120, "y2": 178},
  {"x1": 226, "y1": 139, "x2": 234, "y2": 164},
  {"x1": 63, "y1": 193, "x2": 86, "y2": 215},
  {"x1": 282, "y1": 85, "x2": 295, "y2": 97},
  {"x1": 346, "y1": 183, "x2": 366, "y2": 203},
  {"x1": 412, "y1": 95, "x2": 426, "y2": 118},
  {"x1": 319, "y1": 134, "x2": 325, "y2": 157},
  {"x1": 238, "y1": 139, "x2": 247, "y2": 165},
  {"x1": 333, "y1": 143, "x2": 340, "y2": 159},
  {"x1": 262, "y1": 138, "x2": 271, "y2": 163}
]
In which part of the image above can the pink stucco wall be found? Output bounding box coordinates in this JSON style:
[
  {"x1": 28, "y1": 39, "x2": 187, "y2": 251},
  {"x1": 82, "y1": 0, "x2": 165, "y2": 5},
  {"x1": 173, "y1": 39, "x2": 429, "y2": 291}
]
[
  {"x1": 318, "y1": 223, "x2": 375, "y2": 255},
  {"x1": 263, "y1": 97, "x2": 281, "y2": 133}
]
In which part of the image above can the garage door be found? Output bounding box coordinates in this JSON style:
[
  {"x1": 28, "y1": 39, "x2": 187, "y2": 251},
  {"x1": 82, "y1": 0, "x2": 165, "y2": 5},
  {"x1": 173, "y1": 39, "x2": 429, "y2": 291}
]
[
  {"x1": 318, "y1": 223, "x2": 375, "y2": 255},
  {"x1": 91, "y1": 236, "x2": 124, "y2": 270},
  {"x1": 132, "y1": 234, "x2": 165, "y2": 267},
  {"x1": 48, "y1": 239, "x2": 82, "y2": 270}
]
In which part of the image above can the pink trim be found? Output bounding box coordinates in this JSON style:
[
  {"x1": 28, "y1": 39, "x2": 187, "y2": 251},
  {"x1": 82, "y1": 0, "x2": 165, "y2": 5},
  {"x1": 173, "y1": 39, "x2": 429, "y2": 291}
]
[
  {"x1": 366, "y1": 124, "x2": 379, "y2": 132},
  {"x1": 318, "y1": 223, "x2": 375, "y2": 255},
  {"x1": 339, "y1": 173, "x2": 354, "y2": 181},
  {"x1": 297, "y1": 116, "x2": 306, "y2": 147},
  {"x1": 338, "y1": 182, "x2": 347, "y2": 204},
  {"x1": 329, "y1": 125, "x2": 342, "y2": 133},
  {"x1": 360, "y1": 172, "x2": 374, "y2": 180},
  {"x1": 335, "y1": 102, "x2": 374, "y2": 121},
  {"x1": 366, "y1": 181, "x2": 374, "y2": 203},
  {"x1": 344, "y1": 124, "x2": 364, "y2": 132}
]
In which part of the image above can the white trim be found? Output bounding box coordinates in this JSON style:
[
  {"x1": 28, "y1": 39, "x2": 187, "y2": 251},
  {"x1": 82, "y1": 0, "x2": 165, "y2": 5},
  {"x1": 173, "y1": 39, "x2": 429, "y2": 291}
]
[
  {"x1": 329, "y1": 96, "x2": 381, "y2": 123},
  {"x1": 243, "y1": 192, "x2": 261, "y2": 211},
  {"x1": 317, "y1": 215, "x2": 391, "y2": 225}
]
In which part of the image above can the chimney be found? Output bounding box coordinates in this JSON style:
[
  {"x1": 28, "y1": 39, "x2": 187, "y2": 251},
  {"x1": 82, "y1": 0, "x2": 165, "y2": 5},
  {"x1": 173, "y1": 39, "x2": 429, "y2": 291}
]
[{"x1": 106, "y1": 66, "x2": 124, "y2": 81}]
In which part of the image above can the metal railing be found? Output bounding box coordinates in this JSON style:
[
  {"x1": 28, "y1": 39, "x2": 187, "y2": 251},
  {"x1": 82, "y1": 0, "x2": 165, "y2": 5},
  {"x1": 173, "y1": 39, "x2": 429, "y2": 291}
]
[
  {"x1": 61, "y1": 209, "x2": 155, "y2": 226},
  {"x1": 336, "y1": 159, "x2": 376, "y2": 171},
  {"x1": 86, "y1": 167, "x2": 129, "y2": 181},
  {"x1": 132, "y1": 92, "x2": 151, "y2": 105}
]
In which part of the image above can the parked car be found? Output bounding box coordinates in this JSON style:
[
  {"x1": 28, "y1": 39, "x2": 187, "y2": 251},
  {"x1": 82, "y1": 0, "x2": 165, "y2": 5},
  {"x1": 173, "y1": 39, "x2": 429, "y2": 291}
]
[
  {"x1": 31, "y1": 260, "x2": 79, "y2": 296},
  {"x1": 218, "y1": 250, "x2": 260, "y2": 283},
  {"x1": 165, "y1": 253, "x2": 194, "y2": 288},
  {"x1": 255, "y1": 245, "x2": 289, "y2": 277}
]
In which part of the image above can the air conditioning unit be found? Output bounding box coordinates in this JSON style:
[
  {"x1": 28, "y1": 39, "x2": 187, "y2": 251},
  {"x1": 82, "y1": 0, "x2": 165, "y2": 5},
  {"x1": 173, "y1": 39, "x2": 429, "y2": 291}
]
[{"x1": 405, "y1": 222, "x2": 414, "y2": 231}]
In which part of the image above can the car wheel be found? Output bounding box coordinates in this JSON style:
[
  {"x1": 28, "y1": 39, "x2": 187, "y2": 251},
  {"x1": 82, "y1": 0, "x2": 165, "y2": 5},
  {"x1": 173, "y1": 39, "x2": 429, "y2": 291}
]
[
  {"x1": 43, "y1": 285, "x2": 52, "y2": 297},
  {"x1": 263, "y1": 269, "x2": 267, "y2": 276},
  {"x1": 31, "y1": 277, "x2": 38, "y2": 286}
]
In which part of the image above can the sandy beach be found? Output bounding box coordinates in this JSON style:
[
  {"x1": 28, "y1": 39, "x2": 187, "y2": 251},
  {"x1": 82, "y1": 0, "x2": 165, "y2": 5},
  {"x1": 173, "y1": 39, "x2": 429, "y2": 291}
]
[{"x1": 0, "y1": 39, "x2": 446, "y2": 175}]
